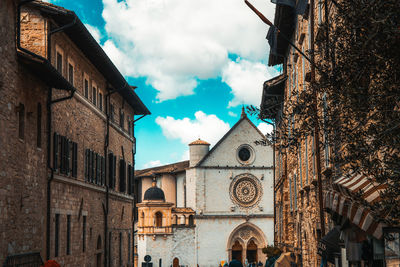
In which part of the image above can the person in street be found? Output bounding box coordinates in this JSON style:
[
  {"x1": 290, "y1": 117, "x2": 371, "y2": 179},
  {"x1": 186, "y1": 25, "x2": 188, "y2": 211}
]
[{"x1": 229, "y1": 259, "x2": 243, "y2": 267}]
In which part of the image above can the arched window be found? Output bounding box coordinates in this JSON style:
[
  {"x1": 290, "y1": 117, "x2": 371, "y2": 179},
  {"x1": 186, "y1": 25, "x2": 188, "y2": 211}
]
[
  {"x1": 140, "y1": 212, "x2": 145, "y2": 226},
  {"x1": 188, "y1": 215, "x2": 194, "y2": 226},
  {"x1": 173, "y1": 257, "x2": 179, "y2": 267},
  {"x1": 155, "y1": 212, "x2": 162, "y2": 227}
]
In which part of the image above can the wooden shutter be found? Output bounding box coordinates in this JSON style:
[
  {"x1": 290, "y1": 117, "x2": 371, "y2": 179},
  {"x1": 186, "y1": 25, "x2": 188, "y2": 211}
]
[
  {"x1": 101, "y1": 156, "x2": 105, "y2": 186},
  {"x1": 84, "y1": 149, "x2": 89, "y2": 181},
  {"x1": 127, "y1": 164, "x2": 132, "y2": 195},
  {"x1": 91, "y1": 150, "x2": 95, "y2": 183},
  {"x1": 53, "y1": 133, "x2": 59, "y2": 171},
  {"x1": 108, "y1": 153, "x2": 114, "y2": 188},
  {"x1": 60, "y1": 136, "x2": 64, "y2": 173},
  {"x1": 119, "y1": 159, "x2": 126, "y2": 193},
  {"x1": 66, "y1": 139, "x2": 71, "y2": 176},
  {"x1": 72, "y1": 142, "x2": 78, "y2": 178},
  {"x1": 113, "y1": 155, "x2": 116, "y2": 189}
]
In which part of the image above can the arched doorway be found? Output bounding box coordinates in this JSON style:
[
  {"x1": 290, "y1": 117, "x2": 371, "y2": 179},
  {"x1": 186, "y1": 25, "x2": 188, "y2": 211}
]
[
  {"x1": 227, "y1": 223, "x2": 268, "y2": 265},
  {"x1": 173, "y1": 257, "x2": 179, "y2": 267},
  {"x1": 232, "y1": 240, "x2": 243, "y2": 263},
  {"x1": 246, "y1": 240, "x2": 258, "y2": 265},
  {"x1": 96, "y1": 235, "x2": 102, "y2": 267}
]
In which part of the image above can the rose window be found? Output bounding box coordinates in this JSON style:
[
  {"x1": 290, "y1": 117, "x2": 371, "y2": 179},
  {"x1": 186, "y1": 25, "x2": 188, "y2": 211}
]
[{"x1": 230, "y1": 174, "x2": 262, "y2": 208}]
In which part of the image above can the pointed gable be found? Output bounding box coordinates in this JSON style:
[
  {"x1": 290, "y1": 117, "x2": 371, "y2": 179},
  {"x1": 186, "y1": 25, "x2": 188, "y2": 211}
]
[{"x1": 196, "y1": 116, "x2": 272, "y2": 167}]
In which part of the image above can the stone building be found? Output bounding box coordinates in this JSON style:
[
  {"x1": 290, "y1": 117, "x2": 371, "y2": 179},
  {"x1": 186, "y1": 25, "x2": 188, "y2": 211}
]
[
  {"x1": 0, "y1": 1, "x2": 149, "y2": 266},
  {"x1": 135, "y1": 111, "x2": 274, "y2": 267},
  {"x1": 258, "y1": 0, "x2": 392, "y2": 266}
]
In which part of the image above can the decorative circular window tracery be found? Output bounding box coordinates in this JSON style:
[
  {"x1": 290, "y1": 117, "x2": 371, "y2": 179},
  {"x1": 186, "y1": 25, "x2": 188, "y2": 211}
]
[
  {"x1": 236, "y1": 144, "x2": 255, "y2": 165},
  {"x1": 230, "y1": 173, "x2": 262, "y2": 208}
]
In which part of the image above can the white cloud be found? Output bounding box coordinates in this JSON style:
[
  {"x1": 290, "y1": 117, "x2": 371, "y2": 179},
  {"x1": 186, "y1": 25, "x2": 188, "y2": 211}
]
[
  {"x1": 84, "y1": 24, "x2": 102, "y2": 43},
  {"x1": 258, "y1": 122, "x2": 274, "y2": 135},
  {"x1": 143, "y1": 160, "x2": 163, "y2": 169},
  {"x1": 101, "y1": 0, "x2": 276, "y2": 101},
  {"x1": 155, "y1": 111, "x2": 230, "y2": 146},
  {"x1": 180, "y1": 149, "x2": 190, "y2": 161},
  {"x1": 228, "y1": 111, "x2": 237, "y2": 117},
  {"x1": 222, "y1": 58, "x2": 279, "y2": 107}
]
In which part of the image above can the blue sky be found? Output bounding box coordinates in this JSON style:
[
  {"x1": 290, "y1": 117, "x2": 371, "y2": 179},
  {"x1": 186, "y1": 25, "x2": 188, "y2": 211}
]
[{"x1": 48, "y1": 0, "x2": 280, "y2": 169}]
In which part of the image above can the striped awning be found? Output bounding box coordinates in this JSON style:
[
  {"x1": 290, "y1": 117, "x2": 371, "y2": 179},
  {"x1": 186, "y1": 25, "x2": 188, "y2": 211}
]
[{"x1": 324, "y1": 173, "x2": 387, "y2": 239}]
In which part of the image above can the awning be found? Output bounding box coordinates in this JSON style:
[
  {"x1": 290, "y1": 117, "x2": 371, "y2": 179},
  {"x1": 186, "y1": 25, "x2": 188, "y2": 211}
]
[
  {"x1": 317, "y1": 226, "x2": 341, "y2": 263},
  {"x1": 324, "y1": 173, "x2": 387, "y2": 239},
  {"x1": 260, "y1": 74, "x2": 287, "y2": 120}
]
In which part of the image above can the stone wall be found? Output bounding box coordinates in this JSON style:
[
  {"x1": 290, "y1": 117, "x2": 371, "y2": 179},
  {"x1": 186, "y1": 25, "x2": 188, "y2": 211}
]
[
  {"x1": 0, "y1": 0, "x2": 48, "y2": 263},
  {"x1": 1, "y1": 2, "x2": 142, "y2": 266}
]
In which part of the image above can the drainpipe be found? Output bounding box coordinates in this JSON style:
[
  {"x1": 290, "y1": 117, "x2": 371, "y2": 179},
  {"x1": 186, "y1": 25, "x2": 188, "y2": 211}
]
[
  {"x1": 104, "y1": 88, "x2": 115, "y2": 267},
  {"x1": 131, "y1": 113, "x2": 147, "y2": 267}
]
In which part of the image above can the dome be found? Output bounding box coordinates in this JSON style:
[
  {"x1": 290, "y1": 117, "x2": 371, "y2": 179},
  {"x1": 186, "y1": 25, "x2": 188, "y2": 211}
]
[
  {"x1": 189, "y1": 138, "x2": 210, "y2": 146},
  {"x1": 143, "y1": 181, "x2": 165, "y2": 201}
]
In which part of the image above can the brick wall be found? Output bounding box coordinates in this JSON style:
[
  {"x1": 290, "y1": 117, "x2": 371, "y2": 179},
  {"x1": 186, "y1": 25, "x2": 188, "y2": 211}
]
[
  {"x1": 0, "y1": 0, "x2": 48, "y2": 263},
  {"x1": 1, "y1": 2, "x2": 141, "y2": 266}
]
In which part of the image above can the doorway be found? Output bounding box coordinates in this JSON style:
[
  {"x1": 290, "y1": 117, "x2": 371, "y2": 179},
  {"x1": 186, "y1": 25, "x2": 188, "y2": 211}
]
[
  {"x1": 246, "y1": 240, "x2": 257, "y2": 264},
  {"x1": 173, "y1": 257, "x2": 179, "y2": 267},
  {"x1": 232, "y1": 240, "x2": 243, "y2": 263}
]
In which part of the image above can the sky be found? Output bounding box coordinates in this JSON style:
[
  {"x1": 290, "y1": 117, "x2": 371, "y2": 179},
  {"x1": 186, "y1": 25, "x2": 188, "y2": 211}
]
[{"x1": 46, "y1": 0, "x2": 280, "y2": 169}]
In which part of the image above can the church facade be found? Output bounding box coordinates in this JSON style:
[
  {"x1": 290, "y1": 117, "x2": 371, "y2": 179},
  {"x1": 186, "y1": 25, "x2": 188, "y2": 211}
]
[{"x1": 135, "y1": 112, "x2": 274, "y2": 267}]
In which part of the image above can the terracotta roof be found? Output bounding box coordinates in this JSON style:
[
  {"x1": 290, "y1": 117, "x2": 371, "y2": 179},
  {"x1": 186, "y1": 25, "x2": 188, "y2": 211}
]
[
  {"x1": 135, "y1": 160, "x2": 189, "y2": 178},
  {"x1": 189, "y1": 138, "x2": 210, "y2": 146}
]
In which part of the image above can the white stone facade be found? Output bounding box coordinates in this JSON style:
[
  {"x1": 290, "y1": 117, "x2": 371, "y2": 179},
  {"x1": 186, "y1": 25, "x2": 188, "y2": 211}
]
[{"x1": 136, "y1": 115, "x2": 274, "y2": 267}]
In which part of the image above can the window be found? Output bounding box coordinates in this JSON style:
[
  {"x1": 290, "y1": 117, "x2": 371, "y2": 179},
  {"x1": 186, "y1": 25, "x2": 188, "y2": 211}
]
[
  {"x1": 119, "y1": 232, "x2": 122, "y2": 266},
  {"x1": 55, "y1": 213, "x2": 60, "y2": 257},
  {"x1": 294, "y1": 174, "x2": 298, "y2": 210},
  {"x1": 289, "y1": 177, "x2": 293, "y2": 211},
  {"x1": 298, "y1": 143, "x2": 303, "y2": 187},
  {"x1": 155, "y1": 212, "x2": 162, "y2": 227},
  {"x1": 189, "y1": 215, "x2": 194, "y2": 226},
  {"x1": 66, "y1": 215, "x2": 71, "y2": 255},
  {"x1": 18, "y1": 103, "x2": 25, "y2": 139},
  {"x1": 84, "y1": 78, "x2": 89, "y2": 99},
  {"x1": 318, "y1": 0, "x2": 323, "y2": 25},
  {"x1": 305, "y1": 135, "x2": 309, "y2": 185},
  {"x1": 92, "y1": 86, "x2": 97, "y2": 106},
  {"x1": 119, "y1": 109, "x2": 124, "y2": 129},
  {"x1": 72, "y1": 142, "x2": 78, "y2": 178},
  {"x1": 127, "y1": 164, "x2": 133, "y2": 195},
  {"x1": 99, "y1": 92, "x2": 103, "y2": 111},
  {"x1": 37, "y1": 103, "x2": 42, "y2": 147},
  {"x1": 82, "y1": 216, "x2": 86, "y2": 252},
  {"x1": 108, "y1": 152, "x2": 116, "y2": 189},
  {"x1": 60, "y1": 136, "x2": 71, "y2": 175},
  {"x1": 53, "y1": 133, "x2": 59, "y2": 171},
  {"x1": 110, "y1": 104, "x2": 115, "y2": 123},
  {"x1": 68, "y1": 63, "x2": 74, "y2": 85},
  {"x1": 56, "y1": 52, "x2": 63, "y2": 73},
  {"x1": 128, "y1": 232, "x2": 131, "y2": 263},
  {"x1": 119, "y1": 159, "x2": 126, "y2": 193}
]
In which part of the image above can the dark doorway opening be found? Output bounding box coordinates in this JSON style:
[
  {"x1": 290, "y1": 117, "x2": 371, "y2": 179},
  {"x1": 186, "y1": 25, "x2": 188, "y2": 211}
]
[
  {"x1": 246, "y1": 240, "x2": 257, "y2": 264},
  {"x1": 173, "y1": 257, "x2": 179, "y2": 267},
  {"x1": 232, "y1": 240, "x2": 243, "y2": 263}
]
